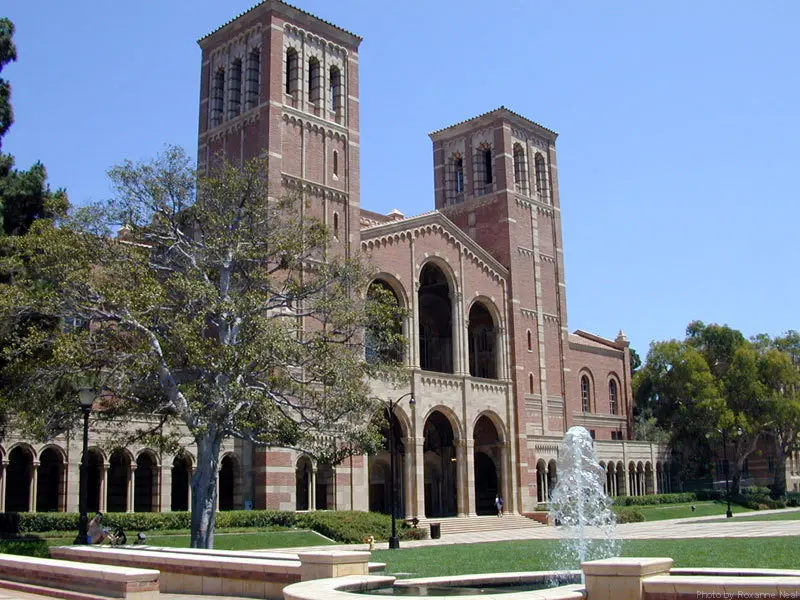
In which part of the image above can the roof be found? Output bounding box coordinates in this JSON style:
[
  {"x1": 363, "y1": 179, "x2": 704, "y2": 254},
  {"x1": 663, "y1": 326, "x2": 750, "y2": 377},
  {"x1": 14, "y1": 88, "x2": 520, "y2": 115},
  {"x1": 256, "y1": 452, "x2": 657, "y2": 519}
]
[
  {"x1": 429, "y1": 106, "x2": 558, "y2": 141},
  {"x1": 569, "y1": 330, "x2": 626, "y2": 352},
  {"x1": 198, "y1": 0, "x2": 362, "y2": 46}
]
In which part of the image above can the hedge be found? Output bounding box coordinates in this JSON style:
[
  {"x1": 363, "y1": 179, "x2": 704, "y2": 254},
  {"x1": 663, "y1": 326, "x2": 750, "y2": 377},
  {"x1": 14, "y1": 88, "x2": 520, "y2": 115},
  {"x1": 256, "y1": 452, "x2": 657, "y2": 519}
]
[
  {"x1": 612, "y1": 493, "x2": 697, "y2": 507},
  {"x1": 615, "y1": 508, "x2": 645, "y2": 523},
  {"x1": 0, "y1": 537, "x2": 50, "y2": 558},
  {"x1": 297, "y1": 511, "x2": 427, "y2": 543}
]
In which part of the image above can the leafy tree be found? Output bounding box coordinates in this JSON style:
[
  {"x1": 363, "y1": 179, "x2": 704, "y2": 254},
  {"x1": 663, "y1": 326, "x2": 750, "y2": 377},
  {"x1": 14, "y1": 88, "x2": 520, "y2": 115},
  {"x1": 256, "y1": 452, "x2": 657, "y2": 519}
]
[
  {"x1": 0, "y1": 147, "x2": 406, "y2": 547},
  {"x1": 0, "y1": 18, "x2": 68, "y2": 235}
]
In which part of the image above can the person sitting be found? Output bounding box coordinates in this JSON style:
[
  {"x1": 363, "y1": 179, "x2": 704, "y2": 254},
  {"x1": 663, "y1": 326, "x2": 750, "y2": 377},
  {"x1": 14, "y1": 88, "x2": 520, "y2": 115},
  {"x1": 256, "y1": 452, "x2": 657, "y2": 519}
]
[{"x1": 87, "y1": 512, "x2": 109, "y2": 544}]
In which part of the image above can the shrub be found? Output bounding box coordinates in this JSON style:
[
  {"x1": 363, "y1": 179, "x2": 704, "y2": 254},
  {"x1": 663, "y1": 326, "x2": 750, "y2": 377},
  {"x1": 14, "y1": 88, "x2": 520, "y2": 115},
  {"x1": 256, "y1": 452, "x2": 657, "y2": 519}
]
[
  {"x1": 786, "y1": 492, "x2": 800, "y2": 507},
  {"x1": 615, "y1": 508, "x2": 645, "y2": 523},
  {"x1": 297, "y1": 511, "x2": 426, "y2": 543},
  {"x1": 0, "y1": 537, "x2": 50, "y2": 558},
  {"x1": 215, "y1": 511, "x2": 296, "y2": 529},
  {"x1": 0, "y1": 513, "x2": 21, "y2": 537},
  {"x1": 613, "y1": 493, "x2": 696, "y2": 507}
]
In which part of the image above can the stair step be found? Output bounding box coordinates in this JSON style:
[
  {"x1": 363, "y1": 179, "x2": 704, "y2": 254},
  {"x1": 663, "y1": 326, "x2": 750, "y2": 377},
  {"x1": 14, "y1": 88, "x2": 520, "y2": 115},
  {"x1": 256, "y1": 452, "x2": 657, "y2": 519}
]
[{"x1": 412, "y1": 515, "x2": 546, "y2": 536}]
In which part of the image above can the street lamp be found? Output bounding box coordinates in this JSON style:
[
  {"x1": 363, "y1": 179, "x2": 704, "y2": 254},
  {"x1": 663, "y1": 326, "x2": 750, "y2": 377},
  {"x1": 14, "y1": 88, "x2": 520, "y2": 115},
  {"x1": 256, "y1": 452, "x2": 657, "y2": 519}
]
[
  {"x1": 386, "y1": 392, "x2": 414, "y2": 550},
  {"x1": 707, "y1": 428, "x2": 733, "y2": 519},
  {"x1": 74, "y1": 387, "x2": 95, "y2": 544}
]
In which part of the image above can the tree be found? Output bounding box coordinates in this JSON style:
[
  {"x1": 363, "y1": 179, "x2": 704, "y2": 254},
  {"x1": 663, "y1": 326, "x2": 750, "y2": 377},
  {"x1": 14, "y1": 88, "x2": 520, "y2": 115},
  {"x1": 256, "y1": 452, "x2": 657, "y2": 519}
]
[
  {"x1": 0, "y1": 147, "x2": 406, "y2": 547},
  {"x1": 0, "y1": 18, "x2": 68, "y2": 235}
]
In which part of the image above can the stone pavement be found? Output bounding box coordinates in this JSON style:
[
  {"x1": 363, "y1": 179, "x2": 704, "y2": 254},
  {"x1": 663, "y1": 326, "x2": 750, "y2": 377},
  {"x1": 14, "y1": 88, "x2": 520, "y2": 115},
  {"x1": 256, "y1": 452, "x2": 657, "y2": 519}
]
[{"x1": 268, "y1": 508, "x2": 800, "y2": 552}]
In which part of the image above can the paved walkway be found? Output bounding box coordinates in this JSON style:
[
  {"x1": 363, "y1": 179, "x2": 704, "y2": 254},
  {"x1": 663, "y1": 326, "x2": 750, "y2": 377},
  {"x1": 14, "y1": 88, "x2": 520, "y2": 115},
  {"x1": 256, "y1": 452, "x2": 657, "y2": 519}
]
[{"x1": 268, "y1": 508, "x2": 800, "y2": 552}]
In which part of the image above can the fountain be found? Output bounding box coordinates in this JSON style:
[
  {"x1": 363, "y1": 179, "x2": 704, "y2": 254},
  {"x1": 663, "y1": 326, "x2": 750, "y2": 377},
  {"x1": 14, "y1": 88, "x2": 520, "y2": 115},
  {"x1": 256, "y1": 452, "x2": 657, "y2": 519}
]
[{"x1": 548, "y1": 426, "x2": 620, "y2": 570}]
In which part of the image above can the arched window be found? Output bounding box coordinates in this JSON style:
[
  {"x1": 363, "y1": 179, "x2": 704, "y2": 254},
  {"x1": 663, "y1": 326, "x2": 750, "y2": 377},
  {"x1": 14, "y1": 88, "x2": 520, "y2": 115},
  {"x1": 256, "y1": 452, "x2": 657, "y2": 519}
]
[
  {"x1": 228, "y1": 58, "x2": 242, "y2": 119},
  {"x1": 245, "y1": 48, "x2": 260, "y2": 110},
  {"x1": 474, "y1": 143, "x2": 493, "y2": 195},
  {"x1": 365, "y1": 280, "x2": 404, "y2": 364},
  {"x1": 210, "y1": 68, "x2": 225, "y2": 127},
  {"x1": 418, "y1": 263, "x2": 453, "y2": 373},
  {"x1": 609, "y1": 380, "x2": 618, "y2": 415},
  {"x1": 308, "y1": 57, "x2": 321, "y2": 104},
  {"x1": 445, "y1": 154, "x2": 465, "y2": 205},
  {"x1": 529, "y1": 373, "x2": 535, "y2": 394},
  {"x1": 526, "y1": 329, "x2": 532, "y2": 351},
  {"x1": 333, "y1": 212, "x2": 339, "y2": 240},
  {"x1": 285, "y1": 48, "x2": 299, "y2": 95},
  {"x1": 455, "y1": 157, "x2": 464, "y2": 194},
  {"x1": 513, "y1": 143, "x2": 528, "y2": 194},
  {"x1": 468, "y1": 302, "x2": 496, "y2": 379},
  {"x1": 329, "y1": 66, "x2": 342, "y2": 115},
  {"x1": 535, "y1": 153, "x2": 548, "y2": 201},
  {"x1": 332, "y1": 150, "x2": 339, "y2": 177},
  {"x1": 581, "y1": 375, "x2": 591, "y2": 412}
]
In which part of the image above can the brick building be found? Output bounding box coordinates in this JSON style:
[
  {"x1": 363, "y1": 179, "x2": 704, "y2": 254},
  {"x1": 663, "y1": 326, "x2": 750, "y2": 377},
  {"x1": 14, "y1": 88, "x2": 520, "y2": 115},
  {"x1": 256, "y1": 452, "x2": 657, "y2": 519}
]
[{"x1": 0, "y1": 1, "x2": 689, "y2": 517}]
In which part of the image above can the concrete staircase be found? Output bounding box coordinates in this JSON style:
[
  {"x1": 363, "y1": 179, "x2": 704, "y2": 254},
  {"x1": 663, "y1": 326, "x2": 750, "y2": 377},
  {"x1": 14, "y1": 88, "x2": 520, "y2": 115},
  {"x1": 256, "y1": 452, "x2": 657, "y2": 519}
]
[{"x1": 415, "y1": 514, "x2": 545, "y2": 536}]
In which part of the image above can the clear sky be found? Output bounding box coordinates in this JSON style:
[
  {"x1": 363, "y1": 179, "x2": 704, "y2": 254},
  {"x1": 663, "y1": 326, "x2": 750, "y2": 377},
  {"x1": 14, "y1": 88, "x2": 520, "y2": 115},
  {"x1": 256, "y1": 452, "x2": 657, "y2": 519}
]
[{"x1": 4, "y1": 1, "x2": 798, "y2": 357}]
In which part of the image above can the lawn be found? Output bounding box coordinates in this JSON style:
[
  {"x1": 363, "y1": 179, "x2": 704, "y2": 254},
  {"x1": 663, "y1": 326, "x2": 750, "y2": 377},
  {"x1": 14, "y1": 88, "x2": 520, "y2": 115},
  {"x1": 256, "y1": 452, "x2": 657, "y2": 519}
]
[
  {"x1": 703, "y1": 509, "x2": 800, "y2": 523},
  {"x1": 373, "y1": 538, "x2": 800, "y2": 578},
  {"x1": 45, "y1": 529, "x2": 332, "y2": 550},
  {"x1": 617, "y1": 501, "x2": 753, "y2": 521}
]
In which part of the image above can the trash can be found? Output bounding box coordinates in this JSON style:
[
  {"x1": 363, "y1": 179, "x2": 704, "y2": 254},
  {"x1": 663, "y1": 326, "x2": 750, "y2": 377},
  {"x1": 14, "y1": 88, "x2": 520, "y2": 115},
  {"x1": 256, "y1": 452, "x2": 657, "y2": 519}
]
[{"x1": 430, "y1": 522, "x2": 441, "y2": 539}]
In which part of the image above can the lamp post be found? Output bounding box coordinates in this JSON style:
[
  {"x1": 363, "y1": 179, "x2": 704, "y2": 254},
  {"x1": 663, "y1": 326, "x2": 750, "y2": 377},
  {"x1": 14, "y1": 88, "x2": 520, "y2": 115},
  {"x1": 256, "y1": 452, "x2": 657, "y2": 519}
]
[
  {"x1": 707, "y1": 427, "x2": 733, "y2": 519},
  {"x1": 387, "y1": 392, "x2": 414, "y2": 550},
  {"x1": 74, "y1": 388, "x2": 95, "y2": 544}
]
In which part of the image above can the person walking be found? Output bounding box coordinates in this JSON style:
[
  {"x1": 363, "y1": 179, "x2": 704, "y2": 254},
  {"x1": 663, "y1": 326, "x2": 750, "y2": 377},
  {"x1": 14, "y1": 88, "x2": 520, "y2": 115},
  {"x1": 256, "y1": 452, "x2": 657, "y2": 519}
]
[{"x1": 495, "y1": 494, "x2": 504, "y2": 517}]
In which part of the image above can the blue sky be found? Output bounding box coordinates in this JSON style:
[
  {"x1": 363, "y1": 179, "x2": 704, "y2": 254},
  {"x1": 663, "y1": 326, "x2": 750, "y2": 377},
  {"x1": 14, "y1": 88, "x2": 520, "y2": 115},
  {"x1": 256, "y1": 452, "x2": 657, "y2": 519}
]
[{"x1": 4, "y1": 1, "x2": 798, "y2": 357}]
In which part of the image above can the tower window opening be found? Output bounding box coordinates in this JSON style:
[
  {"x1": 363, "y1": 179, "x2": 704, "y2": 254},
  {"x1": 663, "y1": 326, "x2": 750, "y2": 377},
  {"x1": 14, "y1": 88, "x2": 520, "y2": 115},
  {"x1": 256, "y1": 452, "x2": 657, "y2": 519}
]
[
  {"x1": 332, "y1": 150, "x2": 339, "y2": 177},
  {"x1": 535, "y1": 153, "x2": 548, "y2": 202},
  {"x1": 245, "y1": 49, "x2": 260, "y2": 110},
  {"x1": 609, "y1": 380, "x2": 618, "y2": 415},
  {"x1": 581, "y1": 375, "x2": 591, "y2": 412},
  {"x1": 529, "y1": 373, "x2": 535, "y2": 394},
  {"x1": 455, "y1": 157, "x2": 464, "y2": 194},
  {"x1": 333, "y1": 212, "x2": 339, "y2": 240},
  {"x1": 329, "y1": 66, "x2": 342, "y2": 115},
  {"x1": 513, "y1": 143, "x2": 528, "y2": 194},
  {"x1": 308, "y1": 57, "x2": 321, "y2": 104},
  {"x1": 527, "y1": 329, "x2": 532, "y2": 351},
  {"x1": 483, "y1": 147, "x2": 493, "y2": 184},
  {"x1": 285, "y1": 48, "x2": 299, "y2": 95},
  {"x1": 445, "y1": 154, "x2": 465, "y2": 205},
  {"x1": 474, "y1": 143, "x2": 493, "y2": 195},
  {"x1": 210, "y1": 68, "x2": 225, "y2": 128},
  {"x1": 228, "y1": 58, "x2": 242, "y2": 119}
]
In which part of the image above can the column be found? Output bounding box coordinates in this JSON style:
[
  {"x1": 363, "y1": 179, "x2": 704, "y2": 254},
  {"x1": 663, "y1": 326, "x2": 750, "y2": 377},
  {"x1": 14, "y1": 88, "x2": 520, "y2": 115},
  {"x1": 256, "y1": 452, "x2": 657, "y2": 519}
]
[
  {"x1": 0, "y1": 461, "x2": 6, "y2": 512},
  {"x1": 310, "y1": 467, "x2": 317, "y2": 511},
  {"x1": 29, "y1": 462, "x2": 39, "y2": 513},
  {"x1": 159, "y1": 462, "x2": 171, "y2": 512},
  {"x1": 413, "y1": 436, "x2": 425, "y2": 519},
  {"x1": 500, "y1": 442, "x2": 511, "y2": 513},
  {"x1": 403, "y1": 437, "x2": 414, "y2": 518},
  {"x1": 127, "y1": 466, "x2": 136, "y2": 512},
  {"x1": 463, "y1": 439, "x2": 476, "y2": 516},
  {"x1": 100, "y1": 465, "x2": 109, "y2": 512},
  {"x1": 187, "y1": 468, "x2": 193, "y2": 509},
  {"x1": 543, "y1": 467, "x2": 549, "y2": 500},
  {"x1": 452, "y1": 291, "x2": 467, "y2": 374}
]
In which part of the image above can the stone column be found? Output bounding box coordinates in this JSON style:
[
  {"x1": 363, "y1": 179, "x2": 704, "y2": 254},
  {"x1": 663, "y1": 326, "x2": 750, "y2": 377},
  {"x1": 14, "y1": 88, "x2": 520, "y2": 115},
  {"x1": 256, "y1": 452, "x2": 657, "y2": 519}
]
[
  {"x1": 29, "y1": 462, "x2": 39, "y2": 513},
  {"x1": 452, "y1": 291, "x2": 466, "y2": 374},
  {"x1": 159, "y1": 461, "x2": 171, "y2": 512},
  {"x1": 403, "y1": 437, "x2": 414, "y2": 518},
  {"x1": 100, "y1": 465, "x2": 109, "y2": 512},
  {"x1": 310, "y1": 467, "x2": 317, "y2": 511},
  {"x1": 0, "y1": 461, "x2": 6, "y2": 512},
  {"x1": 413, "y1": 436, "x2": 425, "y2": 519},
  {"x1": 187, "y1": 468, "x2": 193, "y2": 509},
  {"x1": 127, "y1": 465, "x2": 136, "y2": 512},
  {"x1": 465, "y1": 439, "x2": 476, "y2": 516},
  {"x1": 500, "y1": 442, "x2": 511, "y2": 513}
]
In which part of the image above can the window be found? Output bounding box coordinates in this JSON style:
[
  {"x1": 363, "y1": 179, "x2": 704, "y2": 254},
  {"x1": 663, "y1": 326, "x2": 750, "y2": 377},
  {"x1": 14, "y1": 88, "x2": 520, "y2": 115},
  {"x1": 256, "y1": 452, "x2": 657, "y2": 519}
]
[
  {"x1": 333, "y1": 212, "x2": 339, "y2": 239},
  {"x1": 527, "y1": 329, "x2": 532, "y2": 351},
  {"x1": 474, "y1": 143, "x2": 492, "y2": 195},
  {"x1": 445, "y1": 154, "x2": 465, "y2": 205},
  {"x1": 308, "y1": 57, "x2": 321, "y2": 104},
  {"x1": 513, "y1": 143, "x2": 528, "y2": 194},
  {"x1": 329, "y1": 66, "x2": 342, "y2": 114},
  {"x1": 332, "y1": 150, "x2": 339, "y2": 177},
  {"x1": 590, "y1": 429, "x2": 596, "y2": 440},
  {"x1": 581, "y1": 375, "x2": 591, "y2": 412},
  {"x1": 529, "y1": 373, "x2": 534, "y2": 394},
  {"x1": 534, "y1": 153, "x2": 548, "y2": 201},
  {"x1": 455, "y1": 157, "x2": 464, "y2": 194},
  {"x1": 609, "y1": 380, "x2": 618, "y2": 415},
  {"x1": 611, "y1": 431, "x2": 618, "y2": 441},
  {"x1": 210, "y1": 68, "x2": 225, "y2": 127},
  {"x1": 483, "y1": 147, "x2": 493, "y2": 184},
  {"x1": 245, "y1": 49, "x2": 260, "y2": 110},
  {"x1": 228, "y1": 58, "x2": 242, "y2": 119},
  {"x1": 285, "y1": 48, "x2": 299, "y2": 95}
]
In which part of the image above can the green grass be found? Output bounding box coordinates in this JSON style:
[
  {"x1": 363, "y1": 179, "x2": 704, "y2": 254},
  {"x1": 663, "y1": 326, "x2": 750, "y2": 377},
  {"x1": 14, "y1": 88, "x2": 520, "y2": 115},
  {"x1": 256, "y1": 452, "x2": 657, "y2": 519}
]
[
  {"x1": 702, "y1": 509, "x2": 800, "y2": 523},
  {"x1": 617, "y1": 501, "x2": 753, "y2": 521},
  {"x1": 45, "y1": 530, "x2": 333, "y2": 550},
  {"x1": 373, "y1": 538, "x2": 800, "y2": 578}
]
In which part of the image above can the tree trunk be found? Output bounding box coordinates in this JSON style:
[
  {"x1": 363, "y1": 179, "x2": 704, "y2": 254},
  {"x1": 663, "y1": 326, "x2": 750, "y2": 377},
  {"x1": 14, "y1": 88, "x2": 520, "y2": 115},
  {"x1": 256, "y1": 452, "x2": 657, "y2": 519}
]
[
  {"x1": 191, "y1": 432, "x2": 223, "y2": 548},
  {"x1": 772, "y1": 440, "x2": 788, "y2": 498}
]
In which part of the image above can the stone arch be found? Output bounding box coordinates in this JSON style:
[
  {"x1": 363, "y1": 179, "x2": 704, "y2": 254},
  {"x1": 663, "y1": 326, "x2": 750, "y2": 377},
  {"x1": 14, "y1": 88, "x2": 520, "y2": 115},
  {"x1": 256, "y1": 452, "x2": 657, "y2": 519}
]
[
  {"x1": 547, "y1": 459, "x2": 558, "y2": 499},
  {"x1": 536, "y1": 459, "x2": 548, "y2": 503},
  {"x1": 599, "y1": 460, "x2": 607, "y2": 494},
  {"x1": 473, "y1": 413, "x2": 505, "y2": 515},
  {"x1": 369, "y1": 401, "x2": 412, "y2": 517},
  {"x1": 6, "y1": 444, "x2": 35, "y2": 512},
  {"x1": 512, "y1": 142, "x2": 529, "y2": 194},
  {"x1": 423, "y1": 410, "x2": 458, "y2": 517},
  {"x1": 315, "y1": 463, "x2": 335, "y2": 510},
  {"x1": 645, "y1": 461, "x2": 654, "y2": 495},
  {"x1": 37, "y1": 445, "x2": 66, "y2": 512},
  {"x1": 418, "y1": 260, "x2": 457, "y2": 374},
  {"x1": 616, "y1": 462, "x2": 626, "y2": 496},
  {"x1": 171, "y1": 452, "x2": 192, "y2": 512},
  {"x1": 295, "y1": 455, "x2": 313, "y2": 511},
  {"x1": 466, "y1": 297, "x2": 501, "y2": 380},
  {"x1": 134, "y1": 450, "x2": 159, "y2": 513},
  {"x1": 107, "y1": 448, "x2": 133, "y2": 512},
  {"x1": 366, "y1": 277, "x2": 406, "y2": 364},
  {"x1": 628, "y1": 462, "x2": 637, "y2": 497},
  {"x1": 86, "y1": 447, "x2": 105, "y2": 513},
  {"x1": 219, "y1": 452, "x2": 241, "y2": 511},
  {"x1": 607, "y1": 372, "x2": 622, "y2": 415}
]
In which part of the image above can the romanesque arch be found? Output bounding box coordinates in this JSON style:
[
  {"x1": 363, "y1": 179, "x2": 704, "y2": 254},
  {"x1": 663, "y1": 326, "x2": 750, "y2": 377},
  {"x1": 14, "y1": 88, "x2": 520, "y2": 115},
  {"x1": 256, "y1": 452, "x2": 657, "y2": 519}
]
[
  {"x1": 315, "y1": 463, "x2": 335, "y2": 510},
  {"x1": 423, "y1": 410, "x2": 458, "y2": 517},
  {"x1": 467, "y1": 300, "x2": 497, "y2": 379},
  {"x1": 219, "y1": 453, "x2": 240, "y2": 511},
  {"x1": 134, "y1": 451, "x2": 158, "y2": 512},
  {"x1": 295, "y1": 456, "x2": 313, "y2": 511},
  {"x1": 6, "y1": 445, "x2": 34, "y2": 512},
  {"x1": 171, "y1": 453, "x2": 192, "y2": 511},
  {"x1": 473, "y1": 413, "x2": 503, "y2": 515},
  {"x1": 366, "y1": 278, "x2": 405, "y2": 364},
  {"x1": 37, "y1": 446, "x2": 65, "y2": 512},
  {"x1": 547, "y1": 459, "x2": 558, "y2": 498},
  {"x1": 418, "y1": 262, "x2": 454, "y2": 374},
  {"x1": 86, "y1": 448, "x2": 104, "y2": 513},
  {"x1": 107, "y1": 448, "x2": 132, "y2": 512},
  {"x1": 368, "y1": 405, "x2": 410, "y2": 517}
]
